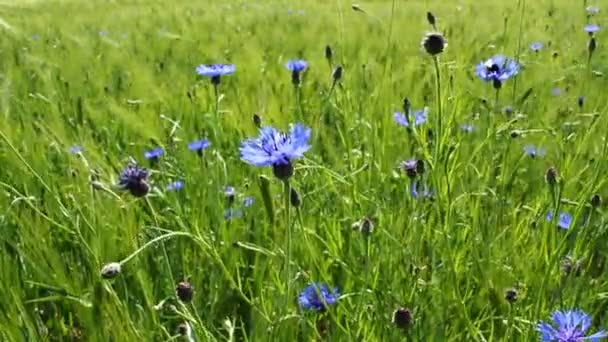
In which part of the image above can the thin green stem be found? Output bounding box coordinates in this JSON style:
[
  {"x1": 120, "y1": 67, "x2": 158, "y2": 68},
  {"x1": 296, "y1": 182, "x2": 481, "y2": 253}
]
[
  {"x1": 432, "y1": 56, "x2": 442, "y2": 161},
  {"x1": 283, "y1": 180, "x2": 292, "y2": 311},
  {"x1": 119, "y1": 231, "x2": 193, "y2": 266}
]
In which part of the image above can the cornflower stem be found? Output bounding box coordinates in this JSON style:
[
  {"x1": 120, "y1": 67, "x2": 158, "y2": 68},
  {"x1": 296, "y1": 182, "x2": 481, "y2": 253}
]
[
  {"x1": 432, "y1": 56, "x2": 442, "y2": 161},
  {"x1": 283, "y1": 180, "x2": 292, "y2": 310},
  {"x1": 213, "y1": 83, "x2": 220, "y2": 118}
]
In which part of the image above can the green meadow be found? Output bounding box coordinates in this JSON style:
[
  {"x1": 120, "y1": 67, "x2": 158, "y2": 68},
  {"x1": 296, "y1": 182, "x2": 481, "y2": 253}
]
[{"x1": 1, "y1": 0, "x2": 607, "y2": 340}]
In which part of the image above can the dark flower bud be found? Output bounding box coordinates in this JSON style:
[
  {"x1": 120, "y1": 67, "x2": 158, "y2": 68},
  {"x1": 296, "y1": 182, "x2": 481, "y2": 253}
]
[
  {"x1": 401, "y1": 160, "x2": 418, "y2": 178},
  {"x1": 591, "y1": 194, "x2": 602, "y2": 208},
  {"x1": 177, "y1": 322, "x2": 191, "y2": 336},
  {"x1": 176, "y1": 281, "x2": 194, "y2": 303},
  {"x1": 545, "y1": 166, "x2": 559, "y2": 186},
  {"x1": 100, "y1": 262, "x2": 121, "y2": 279},
  {"x1": 561, "y1": 256, "x2": 582, "y2": 276},
  {"x1": 426, "y1": 11, "x2": 436, "y2": 27},
  {"x1": 392, "y1": 307, "x2": 413, "y2": 329},
  {"x1": 253, "y1": 114, "x2": 262, "y2": 128},
  {"x1": 332, "y1": 66, "x2": 343, "y2": 82},
  {"x1": 504, "y1": 106, "x2": 514, "y2": 116},
  {"x1": 422, "y1": 32, "x2": 447, "y2": 56},
  {"x1": 290, "y1": 187, "x2": 301, "y2": 207},
  {"x1": 505, "y1": 288, "x2": 518, "y2": 303},
  {"x1": 510, "y1": 130, "x2": 522, "y2": 138},
  {"x1": 351, "y1": 4, "x2": 364, "y2": 12},
  {"x1": 273, "y1": 162, "x2": 294, "y2": 180},
  {"x1": 325, "y1": 45, "x2": 333, "y2": 61},
  {"x1": 352, "y1": 217, "x2": 374, "y2": 235},
  {"x1": 552, "y1": 51, "x2": 559, "y2": 59}
]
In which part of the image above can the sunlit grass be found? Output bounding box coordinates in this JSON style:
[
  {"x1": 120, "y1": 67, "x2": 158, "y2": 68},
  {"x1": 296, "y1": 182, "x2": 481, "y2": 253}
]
[{"x1": 0, "y1": 0, "x2": 607, "y2": 340}]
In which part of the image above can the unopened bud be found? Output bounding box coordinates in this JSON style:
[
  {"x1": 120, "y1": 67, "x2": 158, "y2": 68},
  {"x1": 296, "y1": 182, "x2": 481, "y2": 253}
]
[
  {"x1": 332, "y1": 66, "x2": 343, "y2": 82},
  {"x1": 505, "y1": 288, "x2": 518, "y2": 303},
  {"x1": 100, "y1": 262, "x2": 121, "y2": 279},
  {"x1": 591, "y1": 194, "x2": 602, "y2": 208},
  {"x1": 176, "y1": 281, "x2": 194, "y2": 303},
  {"x1": 545, "y1": 166, "x2": 559, "y2": 185},
  {"x1": 426, "y1": 12, "x2": 436, "y2": 27},
  {"x1": 253, "y1": 114, "x2": 262, "y2": 128},
  {"x1": 325, "y1": 45, "x2": 333, "y2": 61},
  {"x1": 392, "y1": 307, "x2": 413, "y2": 329}
]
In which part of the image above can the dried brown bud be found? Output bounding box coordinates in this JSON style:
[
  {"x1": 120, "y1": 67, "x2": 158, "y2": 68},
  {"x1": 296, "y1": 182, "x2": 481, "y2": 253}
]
[{"x1": 176, "y1": 281, "x2": 194, "y2": 303}]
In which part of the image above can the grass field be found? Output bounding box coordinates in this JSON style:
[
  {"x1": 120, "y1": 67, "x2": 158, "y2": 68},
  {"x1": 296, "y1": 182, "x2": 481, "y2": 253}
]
[{"x1": 0, "y1": 0, "x2": 607, "y2": 340}]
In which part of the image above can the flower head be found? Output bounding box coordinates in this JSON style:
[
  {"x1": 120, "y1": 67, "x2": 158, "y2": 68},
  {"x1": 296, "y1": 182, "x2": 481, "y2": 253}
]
[
  {"x1": 585, "y1": 24, "x2": 600, "y2": 34},
  {"x1": 243, "y1": 196, "x2": 255, "y2": 208},
  {"x1": 547, "y1": 211, "x2": 573, "y2": 229},
  {"x1": 298, "y1": 283, "x2": 339, "y2": 312},
  {"x1": 166, "y1": 181, "x2": 185, "y2": 191},
  {"x1": 196, "y1": 64, "x2": 236, "y2": 78},
  {"x1": 240, "y1": 123, "x2": 311, "y2": 180},
  {"x1": 119, "y1": 164, "x2": 150, "y2": 197},
  {"x1": 196, "y1": 64, "x2": 235, "y2": 85},
  {"x1": 537, "y1": 309, "x2": 607, "y2": 341},
  {"x1": 587, "y1": 6, "x2": 600, "y2": 15},
  {"x1": 530, "y1": 42, "x2": 544, "y2": 52},
  {"x1": 421, "y1": 32, "x2": 447, "y2": 55},
  {"x1": 224, "y1": 186, "x2": 236, "y2": 198},
  {"x1": 188, "y1": 139, "x2": 211, "y2": 155},
  {"x1": 402, "y1": 159, "x2": 418, "y2": 177},
  {"x1": 524, "y1": 145, "x2": 547, "y2": 158},
  {"x1": 286, "y1": 59, "x2": 308, "y2": 85},
  {"x1": 394, "y1": 108, "x2": 429, "y2": 128},
  {"x1": 476, "y1": 55, "x2": 520, "y2": 88},
  {"x1": 285, "y1": 59, "x2": 308, "y2": 73},
  {"x1": 69, "y1": 145, "x2": 84, "y2": 154},
  {"x1": 460, "y1": 124, "x2": 474, "y2": 133},
  {"x1": 145, "y1": 147, "x2": 165, "y2": 161}
]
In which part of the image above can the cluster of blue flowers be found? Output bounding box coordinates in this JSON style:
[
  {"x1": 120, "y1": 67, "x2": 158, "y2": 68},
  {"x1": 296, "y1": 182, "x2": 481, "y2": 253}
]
[{"x1": 69, "y1": 13, "x2": 608, "y2": 336}]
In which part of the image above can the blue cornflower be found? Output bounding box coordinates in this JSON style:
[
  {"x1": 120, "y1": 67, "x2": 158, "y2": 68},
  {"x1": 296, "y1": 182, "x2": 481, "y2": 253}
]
[
  {"x1": 504, "y1": 106, "x2": 514, "y2": 115},
  {"x1": 286, "y1": 59, "x2": 308, "y2": 85},
  {"x1": 225, "y1": 208, "x2": 243, "y2": 220},
  {"x1": 166, "y1": 180, "x2": 185, "y2": 191},
  {"x1": 553, "y1": 88, "x2": 562, "y2": 96},
  {"x1": 243, "y1": 196, "x2": 255, "y2": 208},
  {"x1": 460, "y1": 124, "x2": 474, "y2": 133},
  {"x1": 587, "y1": 6, "x2": 600, "y2": 15},
  {"x1": 476, "y1": 55, "x2": 520, "y2": 89},
  {"x1": 394, "y1": 108, "x2": 429, "y2": 128},
  {"x1": 547, "y1": 211, "x2": 573, "y2": 229},
  {"x1": 537, "y1": 309, "x2": 607, "y2": 341},
  {"x1": 298, "y1": 283, "x2": 339, "y2": 312},
  {"x1": 188, "y1": 139, "x2": 211, "y2": 155},
  {"x1": 524, "y1": 145, "x2": 547, "y2": 158},
  {"x1": 119, "y1": 164, "x2": 150, "y2": 197},
  {"x1": 145, "y1": 147, "x2": 165, "y2": 161},
  {"x1": 240, "y1": 123, "x2": 312, "y2": 180},
  {"x1": 530, "y1": 42, "x2": 544, "y2": 52},
  {"x1": 585, "y1": 24, "x2": 600, "y2": 34},
  {"x1": 31, "y1": 34, "x2": 41, "y2": 40},
  {"x1": 286, "y1": 59, "x2": 308, "y2": 73},
  {"x1": 225, "y1": 186, "x2": 236, "y2": 198},
  {"x1": 69, "y1": 145, "x2": 84, "y2": 154},
  {"x1": 196, "y1": 64, "x2": 236, "y2": 85},
  {"x1": 411, "y1": 181, "x2": 434, "y2": 200}
]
